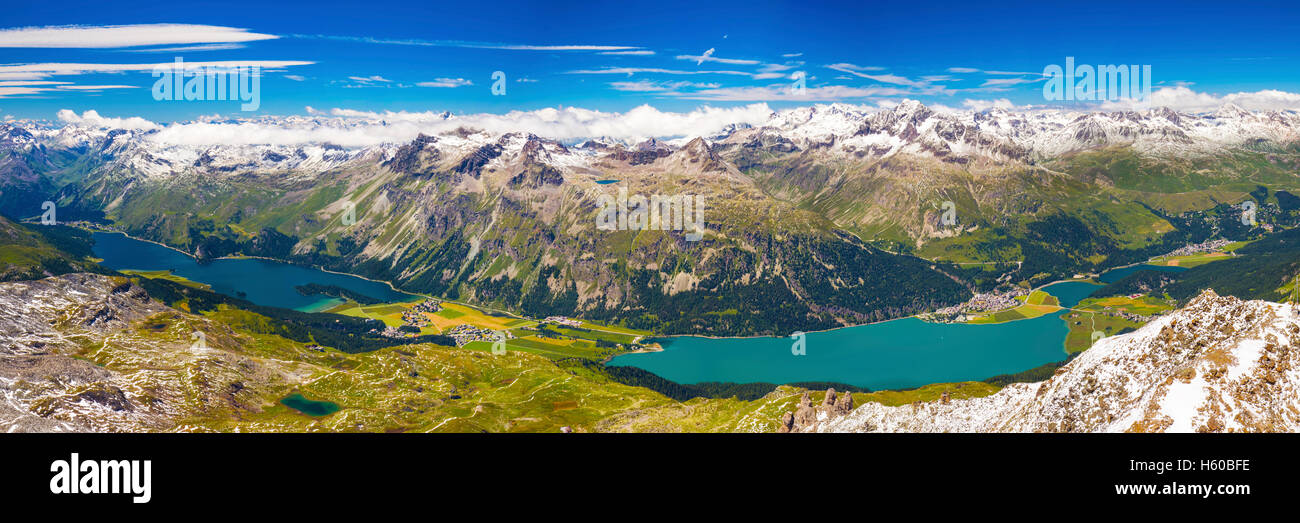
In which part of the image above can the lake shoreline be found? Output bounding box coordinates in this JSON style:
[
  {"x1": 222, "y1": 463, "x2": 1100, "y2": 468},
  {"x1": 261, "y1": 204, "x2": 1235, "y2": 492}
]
[{"x1": 82, "y1": 226, "x2": 1169, "y2": 344}]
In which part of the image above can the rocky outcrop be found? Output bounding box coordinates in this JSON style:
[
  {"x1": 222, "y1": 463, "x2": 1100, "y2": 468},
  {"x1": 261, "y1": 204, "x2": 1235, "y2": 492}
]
[{"x1": 777, "y1": 388, "x2": 856, "y2": 433}]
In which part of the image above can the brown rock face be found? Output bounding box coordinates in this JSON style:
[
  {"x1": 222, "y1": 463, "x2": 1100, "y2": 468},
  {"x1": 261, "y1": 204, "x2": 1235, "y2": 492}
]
[
  {"x1": 835, "y1": 390, "x2": 853, "y2": 415},
  {"x1": 777, "y1": 412, "x2": 794, "y2": 433},
  {"x1": 822, "y1": 388, "x2": 837, "y2": 409},
  {"x1": 783, "y1": 388, "x2": 857, "y2": 432}
]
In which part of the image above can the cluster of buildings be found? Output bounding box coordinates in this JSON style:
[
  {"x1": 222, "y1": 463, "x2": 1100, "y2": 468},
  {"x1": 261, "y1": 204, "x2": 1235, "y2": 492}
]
[
  {"x1": 922, "y1": 288, "x2": 1031, "y2": 323},
  {"x1": 413, "y1": 298, "x2": 443, "y2": 313},
  {"x1": 377, "y1": 325, "x2": 414, "y2": 338},
  {"x1": 542, "y1": 316, "x2": 583, "y2": 327},
  {"x1": 1160, "y1": 239, "x2": 1233, "y2": 258},
  {"x1": 401, "y1": 309, "x2": 431, "y2": 329},
  {"x1": 445, "y1": 324, "x2": 508, "y2": 347},
  {"x1": 397, "y1": 299, "x2": 444, "y2": 330}
]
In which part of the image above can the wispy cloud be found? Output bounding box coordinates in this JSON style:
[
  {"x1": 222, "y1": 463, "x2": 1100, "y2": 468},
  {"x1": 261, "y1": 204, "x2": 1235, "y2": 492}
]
[
  {"x1": 608, "y1": 80, "x2": 720, "y2": 92},
  {"x1": 567, "y1": 67, "x2": 751, "y2": 76},
  {"x1": 827, "y1": 63, "x2": 886, "y2": 73},
  {"x1": 0, "y1": 61, "x2": 314, "y2": 80},
  {"x1": 978, "y1": 77, "x2": 1044, "y2": 88},
  {"x1": 119, "y1": 43, "x2": 247, "y2": 53},
  {"x1": 54, "y1": 84, "x2": 138, "y2": 90},
  {"x1": 828, "y1": 64, "x2": 928, "y2": 89},
  {"x1": 290, "y1": 33, "x2": 639, "y2": 52},
  {"x1": 0, "y1": 24, "x2": 276, "y2": 48},
  {"x1": 669, "y1": 84, "x2": 913, "y2": 102},
  {"x1": 676, "y1": 48, "x2": 760, "y2": 65},
  {"x1": 947, "y1": 66, "x2": 1043, "y2": 76},
  {"x1": 417, "y1": 78, "x2": 473, "y2": 88},
  {"x1": 751, "y1": 62, "x2": 801, "y2": 80},
  {"x1": 345, "y1": 75, "x2": 390, "y2": 83},
  {"x1": 600, "y1": 50, "x2": 655, "y2": 56}
]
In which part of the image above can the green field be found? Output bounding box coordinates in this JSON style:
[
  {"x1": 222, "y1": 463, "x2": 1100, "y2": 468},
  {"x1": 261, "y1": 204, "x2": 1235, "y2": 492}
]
[
  {"x1": 1074, "y1": 295, "x2": 1175, "y2": 316},
  {"x1": 1062, "y1": 311, "x2": 1145, "y2": 353},
  {"x1": 118, "y1": 269, "x2": 212, "y2": 290}
]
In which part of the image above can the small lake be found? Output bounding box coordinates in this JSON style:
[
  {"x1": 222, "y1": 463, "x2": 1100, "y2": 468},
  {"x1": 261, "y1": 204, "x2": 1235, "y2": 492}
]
[
  {"x1": 279, "y1": 393, "x2": 340, "y2": 416},
  {"x1": 608, "y1": 280, "x2": 1106, "y2": 390},
  {"x1": 91, "y1": 232, "x2": 417, "y2": 311}
]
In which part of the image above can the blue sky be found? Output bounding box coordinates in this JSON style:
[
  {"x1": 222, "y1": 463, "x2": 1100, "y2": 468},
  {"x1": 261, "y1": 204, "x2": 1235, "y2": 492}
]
[{"x1": 3, "y1": 0, "x2": 1300, "y2": 122}]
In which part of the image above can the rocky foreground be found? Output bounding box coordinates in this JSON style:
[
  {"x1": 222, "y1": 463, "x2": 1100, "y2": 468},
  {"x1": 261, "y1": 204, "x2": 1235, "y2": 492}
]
[
  {"x1": 791, "y1": 291, "x2": 1300, "y2": 433},
  {"x1": 0, "y1": 273, "x2": 311, "y2": 432}
]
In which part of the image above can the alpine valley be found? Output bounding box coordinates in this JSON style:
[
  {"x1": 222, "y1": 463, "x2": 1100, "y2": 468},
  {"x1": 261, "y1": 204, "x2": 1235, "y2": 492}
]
[{"x1": 3, "y1": 100, "x2": 1300, "y2": 432}]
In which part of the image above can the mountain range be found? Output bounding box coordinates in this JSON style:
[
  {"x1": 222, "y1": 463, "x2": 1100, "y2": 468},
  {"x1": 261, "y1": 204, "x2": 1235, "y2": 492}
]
[{"x1": 2, "y1": 101, "x2": 1299, "y2": 336}]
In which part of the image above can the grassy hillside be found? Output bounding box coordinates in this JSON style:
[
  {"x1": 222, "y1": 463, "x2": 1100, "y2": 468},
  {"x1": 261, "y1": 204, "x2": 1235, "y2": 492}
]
[{"x1": 0, "y1": 216, "x2": 102, "y2": 281}]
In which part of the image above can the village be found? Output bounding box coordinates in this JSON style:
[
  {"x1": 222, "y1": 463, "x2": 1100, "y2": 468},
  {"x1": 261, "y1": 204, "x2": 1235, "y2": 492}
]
[{"x1": 926, "y1": 288, "x2": 1030, "y2": 322}]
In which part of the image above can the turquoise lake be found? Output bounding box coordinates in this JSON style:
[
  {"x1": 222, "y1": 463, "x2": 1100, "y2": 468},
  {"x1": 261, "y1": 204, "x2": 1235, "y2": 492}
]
[
  {"x1": 608, "y1": 280, "x2": 1107, "y2": 390},
  {"x1": 91, "y1": 232, "x2": 417, "y2": 312},
  {"x1": 90, "y1": 229, "x2": 1188, "y2": 390}
]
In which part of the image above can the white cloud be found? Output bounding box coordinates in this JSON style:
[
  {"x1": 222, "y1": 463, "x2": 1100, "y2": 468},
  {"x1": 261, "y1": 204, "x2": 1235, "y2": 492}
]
[
  {"x1": 1099, "y1": 86, "x2": 1300, "y2": 112},
  {"x1": 57, "y1": 109, "x2": 158, "y2": 130},
  {"x1": 600, "y1": 50, "x2": 655, "y2": 56},
  {"x1": 0, "y1": 24, "x2": 276, "y2": 48},
  {"x1": 284, "y1": 75, "x2": 306, "y2": 82},
  {"x1": 138, "y1": 104, "x2": 778, "y2": 147},
  {"x1": 417, "y1": 78, "x2": 472, "y2": 88},
  {"x1": 946, "y1": 67, "x2": 980, "y2": 73}
]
